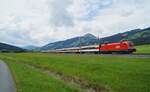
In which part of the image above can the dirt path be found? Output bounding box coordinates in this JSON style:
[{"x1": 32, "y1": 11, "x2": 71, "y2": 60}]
[{"x1": 0, "y1": 60, "x2": 16, "y2": 92}]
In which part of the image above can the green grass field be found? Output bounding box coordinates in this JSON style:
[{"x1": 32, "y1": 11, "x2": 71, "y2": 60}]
[
  {"x1": 0, "y1": 53, "x2": 150, "y2": 92},
  {"x1": 135, "y1": 44, "x2": 150, "y2": 54}
]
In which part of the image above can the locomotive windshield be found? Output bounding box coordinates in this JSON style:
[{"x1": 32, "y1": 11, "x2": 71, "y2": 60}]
[{"x1": 129, "y1": 42, "x2": 134, "y2": 47}]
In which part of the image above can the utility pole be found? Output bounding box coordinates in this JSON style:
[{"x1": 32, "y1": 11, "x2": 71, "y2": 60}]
[
  {"x1": 98, "y1": 34, "x2": 101, "y2": 54},
  {"x1": 98, "y1": 31, "x2": 102, "y2": 54},
  {"x1": 79, "y1": 35, "x2": 82, "y2": 54}
]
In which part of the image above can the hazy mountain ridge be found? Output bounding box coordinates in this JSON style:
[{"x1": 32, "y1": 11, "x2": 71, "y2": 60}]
[{"x1": 22, "y1": 45, "x2": 40, "y2": 50}]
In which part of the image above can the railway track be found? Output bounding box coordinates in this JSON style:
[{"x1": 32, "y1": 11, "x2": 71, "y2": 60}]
[
  {"x1": 45, "y1": 52, "x2": 150, "y2": 58},
  {"x1": 99, "y1": 53, "x2": 150, "y2": 58}
]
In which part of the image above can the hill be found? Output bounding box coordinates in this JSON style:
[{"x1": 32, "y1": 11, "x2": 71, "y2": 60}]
[
  {"x1": 40, "y1": 27, "x2": 150, "y2": 50},
  {"x1": 40, "y1": 33, "x2": 98, "y2": 50},
  {"x1": 101, "y1": 27, "x2": 150, "y2": 45},
  {"x1": 124, "y1": 27, "x2": 150, "y2": 45},
  {"x1": 0, "y1": 42, "x2": 25, "y2": 52}
]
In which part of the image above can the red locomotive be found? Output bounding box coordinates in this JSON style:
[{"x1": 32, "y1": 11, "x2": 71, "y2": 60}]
[
  {"x1": 52, "y1": 41, "x2": 136, "y2": 54},
  {"x1": 99, "y1": 41, "x2": 136, "y2": 54}
]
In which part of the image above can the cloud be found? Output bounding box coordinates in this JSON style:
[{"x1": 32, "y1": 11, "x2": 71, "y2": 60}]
[
  {"x1": 48, "y1": 0, "x2": 74, "y2": 27},
  {"x1": 0, "y1": 0, "x2": 150, "y2": 46}
]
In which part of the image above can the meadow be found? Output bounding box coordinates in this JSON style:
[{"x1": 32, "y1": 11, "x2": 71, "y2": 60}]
[{"x1": 0, "y1": 53, "x2": 150, "y2": 92}]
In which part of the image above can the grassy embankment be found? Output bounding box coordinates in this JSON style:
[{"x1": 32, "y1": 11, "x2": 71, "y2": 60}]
[
  {"x1": 135, "y1": 44, "x2": 150, "y2": 54},
  {"x1": 0, "y1": 53, "x2": 150, "y2": 92}
]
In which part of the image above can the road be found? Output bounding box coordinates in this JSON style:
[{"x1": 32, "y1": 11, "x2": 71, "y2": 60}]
[{"x1": 0, "y1": 60, "x2": 16, "y2": 92}]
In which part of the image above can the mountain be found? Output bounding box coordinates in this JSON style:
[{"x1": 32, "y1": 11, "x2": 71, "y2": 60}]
[
  {"x1": 40, "y1": 33, "x2": 98, "y2": 50},
  {"x1": 40, "y1": 27, "x2": 150, "y2": 51},
  {"x1": 22, "y1": 45, "x2": 39, "y2": 50},
  {"x1": 0, "y1": 42, "x2": 25, "y2": 52},
  {"x1": 101, "y1": 27, "x2": 150, "y2": 45}
]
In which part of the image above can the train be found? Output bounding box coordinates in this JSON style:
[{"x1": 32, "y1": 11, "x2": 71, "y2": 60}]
[{"x1": 47, "y1": 41, "x2": 136, "y2": 54}]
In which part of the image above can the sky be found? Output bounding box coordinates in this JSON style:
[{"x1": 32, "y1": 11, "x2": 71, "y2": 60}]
[{"x1": 0, "y1": 0, "x2": 150, "y2": 46}]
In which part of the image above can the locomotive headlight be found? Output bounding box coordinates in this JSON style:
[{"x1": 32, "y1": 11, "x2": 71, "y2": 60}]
[{"x1": 116, "y1": 46, "x2": 120, "y2": 48}]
